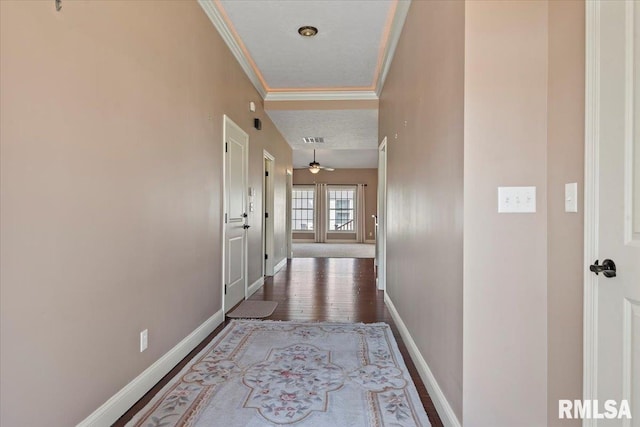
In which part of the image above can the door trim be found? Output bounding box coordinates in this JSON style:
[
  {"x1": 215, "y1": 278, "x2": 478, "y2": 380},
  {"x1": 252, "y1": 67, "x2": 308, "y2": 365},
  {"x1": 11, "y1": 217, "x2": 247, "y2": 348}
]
[
  {"x1": 262, "y1": 150, "x2": 275, "y2": 276},
  {"x1": 583, "y1": 2, "x2": 600, "y2": 421},
  {"x1": 222, "y1": 114, "x2": 249, "y2": 314},
  {"x1": 286, "y1": 170, "x2": 293, "y2": 258},
  {"x1": 378, "y1": 137, "x2": 388, "y2": 292},
  {"x1": 625, "y1": 0, "x2": 640, "y2": 247}
]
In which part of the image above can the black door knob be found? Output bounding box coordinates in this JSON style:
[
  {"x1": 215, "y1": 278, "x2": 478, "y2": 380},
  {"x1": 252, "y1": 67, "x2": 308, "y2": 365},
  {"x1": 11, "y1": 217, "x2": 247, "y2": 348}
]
[
  {"x1": 589, "y1": 259, "x2": 616, "y2": 278},
  {"x1": 243, "y1": 224, "x2": 250, "y2": 229}
]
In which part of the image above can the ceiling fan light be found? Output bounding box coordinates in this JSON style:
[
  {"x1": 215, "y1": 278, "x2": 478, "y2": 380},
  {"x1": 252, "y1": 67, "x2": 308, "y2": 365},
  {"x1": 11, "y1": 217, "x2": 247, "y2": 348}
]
[{"x1": 309, "y1": 165, "x2": 321, "y2": 174}]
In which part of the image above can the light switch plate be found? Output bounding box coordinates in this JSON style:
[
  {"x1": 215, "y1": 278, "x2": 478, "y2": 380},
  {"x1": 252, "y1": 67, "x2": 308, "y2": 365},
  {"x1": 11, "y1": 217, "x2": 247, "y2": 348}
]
[
  {"x1": 140, "y1": 329, "x2": 148, "y2": 352},
  {"x1": 498, "y1": 186, "x2": 536, "y2": 213},
  {"x1": 565, "y1": 183, "x2": 578, "y2": 212}
]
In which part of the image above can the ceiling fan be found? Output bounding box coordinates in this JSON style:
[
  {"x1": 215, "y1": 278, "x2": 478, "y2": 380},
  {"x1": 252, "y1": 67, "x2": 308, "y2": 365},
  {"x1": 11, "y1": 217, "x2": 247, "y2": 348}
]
[{"x1": 308, "y1": 149, "x2": 335, "y2": 174}]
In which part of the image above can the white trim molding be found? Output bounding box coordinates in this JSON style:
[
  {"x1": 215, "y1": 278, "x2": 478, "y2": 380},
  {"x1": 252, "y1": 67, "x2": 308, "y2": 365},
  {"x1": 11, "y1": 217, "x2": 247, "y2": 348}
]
[
  {"x1": 384, "y1": 294, "x2": 461, "y2": 427},
  {"x1": 375, "y1": 0, "x2": 411, "y2": 96},
  {"x1": 583, "y1": 2, "x2": 601, "y2": 424},
  {"x1": 247, "y1": 276, "x2": 265, "y2": 298},
  {"x1": 77, "y1": 310, "x2": 224, "y2": 427},
  {"x1": 198, "y1": 1, "x2": 409, "y2": 101},
  {"x1": 273, "y1": 258, "x2": 287, "y2": 274},
  {"x1": 198, "y1": 1, "x2": 267, "y2": 98},
  {"x1": 262, "y1": 150, "x2": 276, "y2": 276},
  {"x1": 264, "y1": 91, "x2": 379, "y2": 102},
  {"x1": 624, "y1": 0, "x2": 640, "y2": 246}
]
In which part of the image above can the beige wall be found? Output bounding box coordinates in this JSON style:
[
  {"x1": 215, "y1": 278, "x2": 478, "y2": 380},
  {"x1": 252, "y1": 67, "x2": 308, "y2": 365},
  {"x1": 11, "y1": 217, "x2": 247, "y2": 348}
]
[
  {"x1": 292, "y1": 168, "x2": 377, "y2": 240},
  {"x1": 0, "y1": 1, "x2": 291, "y2": 426},
  {"x1": 379, "y1": 0, "x2": 465, "y2": 420},
  {"x1": 380, "y1": 0, "x2": 585, "y2": 424},
  {"x1": 547, "y1": 1, "x2": 585, "y2": 426},
  {"x1": 464, "y1": 1, "x2": 549, "y2": 425}
]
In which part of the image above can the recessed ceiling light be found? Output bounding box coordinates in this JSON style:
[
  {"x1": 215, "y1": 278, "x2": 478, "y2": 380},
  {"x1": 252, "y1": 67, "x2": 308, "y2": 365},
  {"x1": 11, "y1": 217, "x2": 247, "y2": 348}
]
[{"x1": 298, "y1": 26, "x2": 318, "y2": 37}]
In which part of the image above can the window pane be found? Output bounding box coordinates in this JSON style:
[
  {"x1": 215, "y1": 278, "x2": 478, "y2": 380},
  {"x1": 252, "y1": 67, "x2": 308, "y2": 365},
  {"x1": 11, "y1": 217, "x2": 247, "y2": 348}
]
[
  {"x1": 292, "y1": 187, "x2": 314, "y2": 231},
  {"x1": 327, "y1": 187, "x2": 356, "y2": 231}
]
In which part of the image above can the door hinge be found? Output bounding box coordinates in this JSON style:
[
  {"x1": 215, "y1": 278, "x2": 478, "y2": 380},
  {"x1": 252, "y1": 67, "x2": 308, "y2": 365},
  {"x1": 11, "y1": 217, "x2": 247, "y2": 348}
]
[
  {"x1": 265, "y1": 212, "x2": 269, "y2": 218},
  {"x1": 225, "y1": 142, "x2": 228, "y2": 153},
  {"x1": 265, "y1": 171, "x2": 269, "y2": 177},
  {"x1": 265, "y1": 254, "x2": 269, "y2": 260},
  {"x1": 224, "y1": 284, "x2": 227, "y2": 294}
]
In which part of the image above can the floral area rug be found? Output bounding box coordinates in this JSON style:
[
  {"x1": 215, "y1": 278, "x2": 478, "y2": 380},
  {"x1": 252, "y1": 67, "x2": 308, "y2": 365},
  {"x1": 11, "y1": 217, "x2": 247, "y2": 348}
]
[{"x1": 126, "y1": 320, "x2": 431, "y2": 427}]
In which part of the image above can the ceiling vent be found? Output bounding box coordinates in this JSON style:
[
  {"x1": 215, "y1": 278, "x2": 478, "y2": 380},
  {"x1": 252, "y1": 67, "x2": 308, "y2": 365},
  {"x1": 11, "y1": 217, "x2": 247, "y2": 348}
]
[{"x1": 302, "y1": 137, "x2": 324, "y2": 144}]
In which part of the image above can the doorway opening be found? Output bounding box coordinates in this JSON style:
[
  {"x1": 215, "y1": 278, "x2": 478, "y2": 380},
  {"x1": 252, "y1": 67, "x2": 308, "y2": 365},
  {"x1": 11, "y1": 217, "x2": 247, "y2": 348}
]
[{"x1": 290, "y1": 169, "x2": 377, "y2": 259}]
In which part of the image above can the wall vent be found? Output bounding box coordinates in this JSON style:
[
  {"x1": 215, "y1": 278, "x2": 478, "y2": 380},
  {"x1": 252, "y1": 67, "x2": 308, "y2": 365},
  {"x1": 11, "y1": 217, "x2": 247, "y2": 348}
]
[{"x1": 302, "y1": 137, "x2": 324, "y2": 144}]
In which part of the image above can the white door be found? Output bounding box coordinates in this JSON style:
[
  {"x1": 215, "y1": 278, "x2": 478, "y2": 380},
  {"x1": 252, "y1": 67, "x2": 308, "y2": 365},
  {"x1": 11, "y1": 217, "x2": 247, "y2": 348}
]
[
  {"x1": 377, "y1": 138, "x2": 387, "y2": 291},
  {"x1": 263, "y1": 151, "x2": 274, "y2": 276},
  {"x1": 587, "y1": 1, "x2": 640, "y2": 423},
  {"x1": 223, "y1": 116, "x2": 248, "y2": 313}
]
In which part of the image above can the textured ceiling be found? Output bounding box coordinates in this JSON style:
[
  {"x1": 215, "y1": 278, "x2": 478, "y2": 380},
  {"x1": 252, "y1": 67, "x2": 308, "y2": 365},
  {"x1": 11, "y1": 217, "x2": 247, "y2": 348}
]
[
  {"x1": 217, "y1": 0, "x2": 395, "y2": 90},
  {"x1": 266, "y1": 109, "x2": 378, "y2": 149},
  {"x1": 202, "y1": 0, "x2": 406, "y2": 169},
  {"x1": 293, "y1": 148, "x2": 379, "y2": 169}
]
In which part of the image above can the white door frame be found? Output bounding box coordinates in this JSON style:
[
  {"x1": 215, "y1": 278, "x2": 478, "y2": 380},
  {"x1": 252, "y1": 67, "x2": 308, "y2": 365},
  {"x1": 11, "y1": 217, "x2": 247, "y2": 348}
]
[
  {"x1": 378, "y1": 137, "x2": 388, "y2": 291},
  {"x1": 583, "y1": 2, "x2": 599, "y2": 411},
  {"x1": 221, "y1": 115, "x2": 249, "y2": 313},
  {"x1": 286, "y1": 170, "x2": 293, "y2": 258},
  {"x1": 263, "y1": 150, "x2": 275, "y2": 276}
]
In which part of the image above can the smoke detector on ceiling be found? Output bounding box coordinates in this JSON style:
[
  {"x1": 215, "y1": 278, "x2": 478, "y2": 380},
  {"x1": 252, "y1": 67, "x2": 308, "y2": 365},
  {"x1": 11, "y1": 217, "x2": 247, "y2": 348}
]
[{"x1": 302, "y1": 137, "x2": 324, "y2": 144}]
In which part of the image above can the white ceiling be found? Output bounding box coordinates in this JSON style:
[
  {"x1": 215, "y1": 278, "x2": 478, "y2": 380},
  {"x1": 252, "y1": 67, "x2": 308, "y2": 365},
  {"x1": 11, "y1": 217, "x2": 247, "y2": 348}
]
[
  {"x1": 266, "y1": 109, "x2": 378, "y2": 149},
  {"x1": 200, "y1": 0, "x2": 411, "y2": 169},
  {"x1": 293, "y1": 149, "x2": 379, "y2": 170},
  {"x1": 267, "y1": 109, "x2": 379, "y2": 167},
  {"x1": 217, "y1": 0, "x2": 394, "y2": 90}
]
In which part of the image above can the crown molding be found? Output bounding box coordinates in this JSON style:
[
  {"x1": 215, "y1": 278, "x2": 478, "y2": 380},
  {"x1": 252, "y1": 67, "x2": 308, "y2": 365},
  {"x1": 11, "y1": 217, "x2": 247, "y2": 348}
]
[
  {"x1": 199, "y1": 0, "x2": 409, "y2": 101},
  {"x1": 375, "y1": 0, "x2": 411, "y2": 96},
  {"x1": 198, "y1": 0, "x2": 267, "y2": 98},
  {"x1": 264, "y1": 91, "x2": 379, "y2": 102}
]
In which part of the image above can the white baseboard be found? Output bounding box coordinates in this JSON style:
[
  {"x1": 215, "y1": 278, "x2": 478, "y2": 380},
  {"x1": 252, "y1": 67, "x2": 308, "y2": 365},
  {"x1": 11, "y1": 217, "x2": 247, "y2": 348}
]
[
  {"x1": 365, "y1": 239, "x2": 376, "y2": 244},
  {"x1": 292, "y1": 239, "x2": 315, "y2": 243},
  {"x1": 384, "y1": 294, "x2": 461, "y2": 427},
  {"x1": 247, "y1": 276, "x2": 264, "y2": 297},
  {"x1": 77, "y1": 309, "x2": 224, "y2": 427},
  {"x1": 273, "y1": 258, "x2": 287, "y2": 274}
]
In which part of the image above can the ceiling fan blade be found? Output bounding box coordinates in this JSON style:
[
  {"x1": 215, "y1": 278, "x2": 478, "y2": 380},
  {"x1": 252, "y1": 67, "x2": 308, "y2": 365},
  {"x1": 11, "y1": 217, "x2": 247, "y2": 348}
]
[{"x1": 319, "y1": 166, "x2": 335, "y2": 171}]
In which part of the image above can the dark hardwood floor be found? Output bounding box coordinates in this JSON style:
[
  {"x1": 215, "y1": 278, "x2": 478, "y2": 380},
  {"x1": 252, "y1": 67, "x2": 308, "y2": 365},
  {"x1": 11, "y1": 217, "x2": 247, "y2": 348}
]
[{"x1": 114, "y1": 258, "x2": 443, "y2": 427}]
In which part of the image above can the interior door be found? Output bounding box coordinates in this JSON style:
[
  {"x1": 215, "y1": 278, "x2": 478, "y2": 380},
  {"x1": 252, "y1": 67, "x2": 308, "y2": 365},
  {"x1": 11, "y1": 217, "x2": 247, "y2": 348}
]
[
  {"x1": 224, "y1": 116, "x2": 248, "y2": 313},
  {"x1": 263, "y1": 153, "x2": 274, "y2": 276},
  {"x1": 591, "y1": 1, "x2": 640, "y2": 422}
]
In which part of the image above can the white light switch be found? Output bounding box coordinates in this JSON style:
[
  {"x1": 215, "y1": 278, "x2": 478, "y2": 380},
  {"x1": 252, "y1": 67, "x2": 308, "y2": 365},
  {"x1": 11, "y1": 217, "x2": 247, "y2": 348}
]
[
  {"x1": 565, "y1": 183, "x2": 578, "y2": 212},
  {"x1": 498, "y1": 186, "x2": 536, "y2": 213},
  {"x1": 140, "y1": 329, "x2": 148, "y2": 352}
]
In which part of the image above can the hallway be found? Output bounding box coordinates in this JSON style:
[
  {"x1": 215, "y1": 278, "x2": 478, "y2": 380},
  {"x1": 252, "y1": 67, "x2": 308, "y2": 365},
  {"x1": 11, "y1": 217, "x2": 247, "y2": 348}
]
[
  {"x1": 116, "y1": 258, "x2": 443, "y2": 426},
  {"x1": 0, "y1": 1, "x2": 597, "y2": 425}
]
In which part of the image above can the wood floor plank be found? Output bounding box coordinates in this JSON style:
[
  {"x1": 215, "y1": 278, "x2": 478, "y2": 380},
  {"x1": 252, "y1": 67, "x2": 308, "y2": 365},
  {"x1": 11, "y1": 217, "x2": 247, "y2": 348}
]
[{"x1": 114, "y1": 258, "x2": 444, "y2": 427}]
